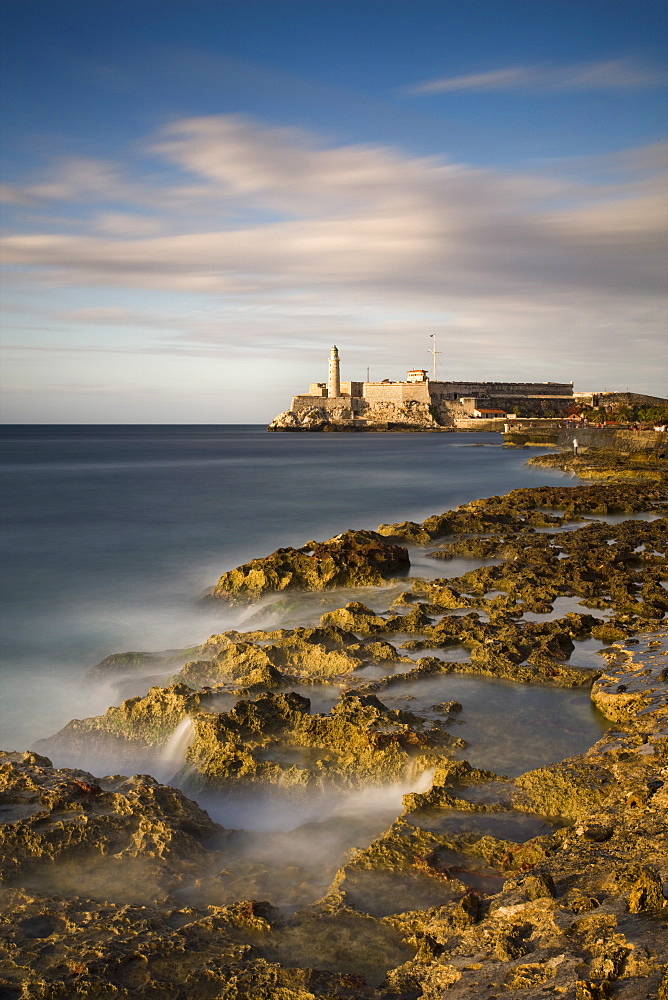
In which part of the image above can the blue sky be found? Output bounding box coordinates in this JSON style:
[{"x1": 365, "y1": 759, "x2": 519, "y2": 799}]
[{"x1": 1, "y1": 0, "x2": 666, "y2": 422}]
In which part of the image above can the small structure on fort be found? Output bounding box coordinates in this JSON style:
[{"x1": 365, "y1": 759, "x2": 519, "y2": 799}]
[{"x1": 268, "y1": 346, "x2": 577, "y2": 431}]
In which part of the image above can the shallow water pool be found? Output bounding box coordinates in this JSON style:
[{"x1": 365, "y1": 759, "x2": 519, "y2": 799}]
[{"x1": 377, "y1": 673, "x2": 609, "y2": 778}]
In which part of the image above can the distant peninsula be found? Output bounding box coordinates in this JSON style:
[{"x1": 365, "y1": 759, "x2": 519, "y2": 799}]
[{"x1": 268, "y1": 346, "x2": 664, "y2": 432}]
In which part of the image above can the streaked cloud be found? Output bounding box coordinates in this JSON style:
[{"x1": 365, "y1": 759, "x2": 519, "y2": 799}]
[
  {"x1": 406, "y1": 58, "x2": 667, "y2": 95},
  {"x1": 1, "y1": 114, "x2": 666, "y2": 398},
  {"x1": 407, "y1": 67, "x2": 531, "y2": 95},
  {"x1": 0, "y1": 183, "x2": 39, "y2": 206},
  {"x1": 93, "y1": 213, "x2": 165, "y2": 237},
  {"x1": 3, "y1": 114, "x2": 665, "y2": 298}
]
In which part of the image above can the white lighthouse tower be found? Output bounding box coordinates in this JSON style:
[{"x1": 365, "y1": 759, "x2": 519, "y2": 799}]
[{"x1": 328, "y1": 345, "x2": 341, "y2": 398}]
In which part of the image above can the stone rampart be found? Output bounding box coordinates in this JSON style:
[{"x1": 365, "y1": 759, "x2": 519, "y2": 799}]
[
  {"x1": 291, "y1": 395, "x2": 356, "y2": 413},
  {"x1": 362, "y1": 382, "x2": 431, "y2": 405},
  {"x1": 428, "y1": 380, "x2": 573, "y2": 399},
  {"x1": 490, "y1": 395, "x2": 573, "y2": 415},
  {"x1": 292, "y1": 380, "x2": 572, "y2": 416}
]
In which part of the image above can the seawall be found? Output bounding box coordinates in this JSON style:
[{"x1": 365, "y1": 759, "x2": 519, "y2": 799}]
[
  {"x1": 504, "y1": 427, "x2": 668, "y2": 456},
  {"x1": 556, "y1": 428, "x2": 668, "y2": 457}
]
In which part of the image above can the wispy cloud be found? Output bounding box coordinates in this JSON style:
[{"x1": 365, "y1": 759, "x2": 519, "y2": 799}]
[
  {"x1": 405, "y1": 58, "x2": 667, "y2": 95},
  {"x1": 3, "y1": 114, "x2": 665, "y2": 299},
  {"x1": 407, "y1": 67, "x2": 531, "y2": 95},
  {"x1": 1, "y1": 114, "x2": 666, "y2": 391}
]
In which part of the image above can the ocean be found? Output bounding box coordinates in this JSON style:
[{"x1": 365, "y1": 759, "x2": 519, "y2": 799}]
[{"x1": 1, "y1": 424, "x2": 572, "y2": 752}]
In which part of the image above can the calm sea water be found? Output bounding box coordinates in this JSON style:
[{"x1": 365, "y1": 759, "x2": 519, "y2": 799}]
[{"x1": 0, "y1": 425, "x2": 569, "y2": 750}]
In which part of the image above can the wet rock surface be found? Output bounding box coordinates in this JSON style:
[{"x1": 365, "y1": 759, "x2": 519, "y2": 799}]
[
  {"x1": 0, "y1": 751, "x2": 226, "y2": 885},
  {"x1": 528, "y1": 445, "x2": 668, "y2": 483},
  {"x1": 207, "y1": 529, "x2": 410, "y2": 604},
  {"x1": 34, "y1": 683, "x2": 206, "y2": 773},
  {"x1": 2, "y1": 478, "x2": 668, "y2": 998}
]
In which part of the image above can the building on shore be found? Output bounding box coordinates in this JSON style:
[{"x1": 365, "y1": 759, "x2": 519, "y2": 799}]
[{"x1": 268, "y1": 346, "x2": 576, "y2": 431}]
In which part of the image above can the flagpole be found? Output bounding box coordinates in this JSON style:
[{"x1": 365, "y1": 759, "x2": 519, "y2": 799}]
[{"x1": 429, "y1": 334, "x2": 441, "y2": 381}]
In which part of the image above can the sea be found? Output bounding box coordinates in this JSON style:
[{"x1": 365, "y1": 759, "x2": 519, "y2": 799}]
[{"x1": 1, "y1": 424, "x2": 576, "y2": 754}]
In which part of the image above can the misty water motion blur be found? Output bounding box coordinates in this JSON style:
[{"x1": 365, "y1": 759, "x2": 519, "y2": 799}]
[
  {"x1": 0, "y1": 424, "x2": 614, "y2": 918},
  {"x1": 1, "y1": 424, "x2": 571, "y2": 750}
]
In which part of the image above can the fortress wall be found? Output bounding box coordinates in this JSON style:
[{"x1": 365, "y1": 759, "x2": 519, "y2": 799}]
[
  {"x1": 362, "y1": 383, "x2": 405, "y2": 405},
  {"x1": 290, "y1": 390, "x2": 572, "y2": 425},
  {"x1": 341, "y1": 381, "x2": 364, "y2": 397},
  {"x1": 429, "y1": 381, "x2": 573, "y2": 399},
  {"x1": 400, "y1": 382, "x2": 432, "y2": 404},
  {"x1": 490, "y1": 396, "x2": 574, "y2": 416},
  {"x1": 291, "y1": 395, "x2": 353, "y2": 414},
  {"x1": 295, "y1": 381, "x2": 573, "y2": 411},
  {"x1": 363, "y1": 382, "x2": 431, "y2": 405},
  {"x1": 481, "y1": 393, "x2": 574, "y2": 407},
  {"x1": 430, "y1": 392, "x2": 572, "y2": 424}
]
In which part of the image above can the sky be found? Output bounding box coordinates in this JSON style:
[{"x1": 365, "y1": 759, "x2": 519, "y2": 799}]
[{"x1": 1, "y1": 0, "x2": 667, "y2": 423}]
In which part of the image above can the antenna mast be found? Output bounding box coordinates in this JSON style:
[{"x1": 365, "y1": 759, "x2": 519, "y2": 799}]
[{"x1": 429, "y1": 334, "x2": 442, "y2": 381}]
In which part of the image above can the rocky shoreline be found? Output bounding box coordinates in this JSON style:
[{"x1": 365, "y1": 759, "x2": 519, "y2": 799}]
[
  {"x1": 1, "y1": 454, "x2": 667, "y2": 998},
  {"x1": 268, "y1": 408, "x2": 450, "y2": 432}
]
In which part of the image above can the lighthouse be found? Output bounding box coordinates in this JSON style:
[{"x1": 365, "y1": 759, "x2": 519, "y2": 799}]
[{"x1": 328, "y1": 345, "x2": 341, "y2": 398}]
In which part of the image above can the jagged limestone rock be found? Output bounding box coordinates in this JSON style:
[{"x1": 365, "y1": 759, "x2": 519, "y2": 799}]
[
  {"x1": 172, "y1": 626, "x2": 407, "y2": 687},
  {"x1": 0, "y1": 751, "x2": 226, "y2": 884},
  {"x1": 181, "y1": 690, "x2": 463, "y2": 795},
  {"x1": 208, "y1": 530, "x2": 410, "y2": 604},
  {"x1": 34, "y1": 683, "x2": 205, "y2": 772},
  {"x1": 513, "y1": 758, "x2": 616, "y2": 821},
  {"x1": 8, "y1": 481, "x2": 668, "y2": 999},
  {"x1": 268, "y1": 398, "x2": 442, "y2": 433}
]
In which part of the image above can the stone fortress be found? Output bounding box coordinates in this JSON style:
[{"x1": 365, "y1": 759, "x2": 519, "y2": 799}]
[{"x1": 268, "y1": 345, "x2": 576, "y2": 431}]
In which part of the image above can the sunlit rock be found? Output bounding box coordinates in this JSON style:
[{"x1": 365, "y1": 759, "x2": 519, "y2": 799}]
[
  {"x1": 207, "y1": 530, "x2": 410, "y2": 604},
  {"x1": 181, "y1": 690, "x2": 463, "y2": 795}
]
